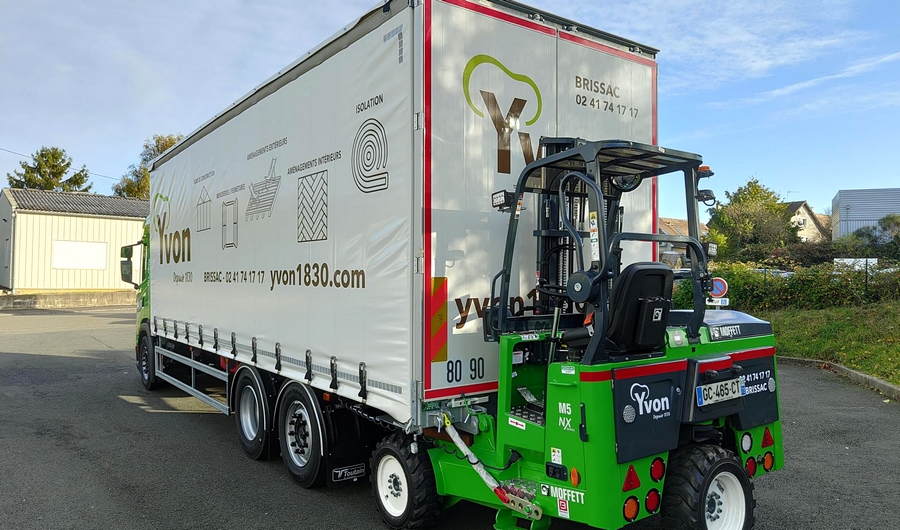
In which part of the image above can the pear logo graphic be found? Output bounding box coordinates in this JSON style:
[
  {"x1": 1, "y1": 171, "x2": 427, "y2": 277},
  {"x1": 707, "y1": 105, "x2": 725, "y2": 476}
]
[{"x1": 462, "y1": 55, "x2": 542, "y2": 174}]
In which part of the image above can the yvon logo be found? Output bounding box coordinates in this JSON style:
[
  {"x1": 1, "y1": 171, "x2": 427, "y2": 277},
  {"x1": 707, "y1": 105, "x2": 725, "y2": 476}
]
[
  {"x1": 630, "y1": 382, "x2": 671, "y2": 417},
  {"x1": 462, "y1": 55, "x2": 543, "y2": 174},
  {"x1": 152, "y1": 193, "x2": 191, "y2": 264}
]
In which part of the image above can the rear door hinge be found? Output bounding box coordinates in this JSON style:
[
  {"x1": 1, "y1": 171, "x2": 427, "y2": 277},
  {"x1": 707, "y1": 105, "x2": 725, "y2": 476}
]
[
  {"x1": 414, "y1": 112, "x2": 423, "y2": 131},
  {"x1": 415, "y1": 254, "x2": 424, "y2": 275}
]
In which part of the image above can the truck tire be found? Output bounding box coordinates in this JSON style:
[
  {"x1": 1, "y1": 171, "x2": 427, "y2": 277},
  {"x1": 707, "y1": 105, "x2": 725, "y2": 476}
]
[
  {"x1": 138, "y1": 333, "x2": 163, "y2": 390},
  {"x1": 278, "y1": 384, "x2": 325, "y2": 488},
  {"x1": 661, "y1": 444, "x2": 756, "y2": 530},
  {"x1": 234, "y1": 369, "x2": 270, "y2": 460},
  {"x1": 370, "y1": 432, "x2": 440, "y2": 529}
]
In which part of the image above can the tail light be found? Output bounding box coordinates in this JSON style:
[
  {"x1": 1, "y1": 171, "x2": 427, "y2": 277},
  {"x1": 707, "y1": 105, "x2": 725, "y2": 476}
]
[
  {"x1": 645, "y1": 489, "x2": 661, "y2": 513},
  {"x1": 623, "y1": 496, "x2": 640, "y2": 522},
  {"x1": 746, "y1": 457, "x2": 757, "y2": 477},
  {"x1": 650, "y1": 458, "x2": 666, "y2": 482},
  {"x1": 763, "y1": 452, "x2": 775, "y2": 472}
]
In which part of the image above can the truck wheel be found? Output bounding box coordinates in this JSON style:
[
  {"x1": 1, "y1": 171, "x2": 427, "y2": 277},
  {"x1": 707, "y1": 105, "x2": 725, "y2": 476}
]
[
  {"x1": 661, "y1": 445, "x2": 756, "y2": 530},
  {"x1": 138, "y1": 333, "x2": 162, "y2": 390},
  {"x1": 234, "y1": 369, "x2": 270, "y2": 460},
  {"x1": 278, "y1": 384, "x2": 325, "y2": 488},
  {"x1": 370, "y1": 433, "x2": 440, "y2": 529}
]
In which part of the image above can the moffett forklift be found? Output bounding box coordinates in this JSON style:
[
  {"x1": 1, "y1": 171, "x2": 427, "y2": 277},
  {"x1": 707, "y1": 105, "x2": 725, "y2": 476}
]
[{"x1": 399, "y1": 139, "x2": 783, "y2": 530}]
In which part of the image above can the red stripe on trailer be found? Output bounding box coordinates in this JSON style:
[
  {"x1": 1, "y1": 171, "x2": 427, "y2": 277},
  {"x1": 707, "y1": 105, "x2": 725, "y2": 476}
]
[
  {"x1": 580, "y1": 371, "x2": 612, "y2": 382},
  {"x1": 614, "y1": 360, "x2": 687, "y2": 380},
  {"x1": 651, "y1": 48, "x2": 658, "y2": 261},
  {"x1": 425, "y1": 381, "x2": 498, "y2": 399},
  {"x1": 440, "y1": 0, "x2": 557, "y2": 36},
  {"x1": 424, "y1": 0, "x2": 434, "y2": 392},
  {"x1": 730, "y1": 347, "x2": 776, "y2": 362}
]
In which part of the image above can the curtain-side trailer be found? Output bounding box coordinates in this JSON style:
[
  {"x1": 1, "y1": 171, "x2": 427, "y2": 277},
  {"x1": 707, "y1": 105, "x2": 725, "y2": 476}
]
[{"x1": 122, "y1": 1, "x2": 783, "y2": 529}]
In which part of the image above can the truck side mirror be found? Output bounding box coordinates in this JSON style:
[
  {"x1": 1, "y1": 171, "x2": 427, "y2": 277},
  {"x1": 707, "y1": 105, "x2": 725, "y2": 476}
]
[
  {"x1": 120, "y1": 242, "x2": 140, "y2": 289},
  {"x1": 121, "y1": 260, "x2": 134, "y2": 286}
]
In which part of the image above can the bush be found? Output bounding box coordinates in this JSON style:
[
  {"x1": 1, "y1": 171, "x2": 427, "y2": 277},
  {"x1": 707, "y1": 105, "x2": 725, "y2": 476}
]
[{"x1": 671, "y1": 261, "x2": 900, "y2": 313}]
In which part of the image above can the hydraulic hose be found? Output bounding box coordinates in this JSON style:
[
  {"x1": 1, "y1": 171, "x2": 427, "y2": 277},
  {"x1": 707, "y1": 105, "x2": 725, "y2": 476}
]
[{"x1": 441, "y1": 414, "x2": 509, "y2": 503}]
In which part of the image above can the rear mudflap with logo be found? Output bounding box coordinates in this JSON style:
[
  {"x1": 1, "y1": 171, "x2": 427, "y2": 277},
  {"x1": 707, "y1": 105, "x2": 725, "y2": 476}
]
[
  {"x1": 323, "y1": 406, "x2": 378, "y2": 486},
  {"x1": 612, "y1": 361, "x2": 686, "y2": 464},
  {"x1": 730, "y1": 349, "x2": 780, "y2": 430}
]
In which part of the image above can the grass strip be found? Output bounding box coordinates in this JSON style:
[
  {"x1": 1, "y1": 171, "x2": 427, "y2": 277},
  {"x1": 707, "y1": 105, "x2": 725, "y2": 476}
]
[{"x1": 759, "y1": 302, "x2": 900, "y2": 387}]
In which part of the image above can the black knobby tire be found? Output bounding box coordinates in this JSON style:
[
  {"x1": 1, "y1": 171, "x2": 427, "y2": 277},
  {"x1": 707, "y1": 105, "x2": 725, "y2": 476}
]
[
  {"x1": 370, "y1": 432, "x2": 441, "y2": 529},
  {"x1": 278, "y1": 384, "x2": 326, "y2": 488},
  {"x1": 138, "y1": 333, "x2": 163, "y2": 390},
  {"x1": 661, "y1": 444, "x2": 756, "y2": 530},
  {"x1": 234, "y1": 369, "x2": 270, "y2": 460}
]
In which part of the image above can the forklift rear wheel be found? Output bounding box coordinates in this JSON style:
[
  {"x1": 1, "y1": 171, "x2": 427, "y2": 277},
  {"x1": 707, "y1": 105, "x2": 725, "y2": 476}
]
[
  {"x1": 139, "y1": 333, "x2": 162, "y2": 390},
  {"x1": 234, "y1": 369, "x2": 270, "y2": 460},
  {"x1": 370, "y1": 433, "x2": 440, "y2": 529},
  {"x1": 661, "y1": 444, "x2": 755, "y2": 530},
  {"x1": 278, "y1": 384, "x2": 326, "y2": 488}
]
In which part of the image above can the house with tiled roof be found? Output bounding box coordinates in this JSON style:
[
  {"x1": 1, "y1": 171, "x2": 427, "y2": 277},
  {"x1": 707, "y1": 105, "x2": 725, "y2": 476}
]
[
  {"x1": 784, "y1": 201, "x2": 829, "y2": 242},
  {"x1": 0, "y1": 188, "x2": 148, "y2": 293},
  {"x1": 658, "y1": 217, "x2": 709, "y2": 267}
]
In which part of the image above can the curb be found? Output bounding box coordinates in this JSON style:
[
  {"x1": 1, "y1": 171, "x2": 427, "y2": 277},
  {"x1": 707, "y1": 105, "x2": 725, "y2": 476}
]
[
  {"x1": 779, "y1": 356, "x2": 900, "y2": 402},
  {"x1": 0, "y1": 291, "x2": 137, "y2": 310}
]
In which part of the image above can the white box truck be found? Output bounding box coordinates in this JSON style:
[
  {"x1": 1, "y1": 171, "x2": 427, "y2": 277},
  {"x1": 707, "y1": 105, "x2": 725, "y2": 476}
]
[{"x1": 123, "y1": 1, "x2": 780, "y2": 529}]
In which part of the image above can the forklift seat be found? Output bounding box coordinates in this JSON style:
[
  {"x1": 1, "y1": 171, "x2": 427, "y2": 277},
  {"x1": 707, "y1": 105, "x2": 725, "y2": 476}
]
[{"x1": 606, "y1": 262, "x2": 673, "y2": 354}]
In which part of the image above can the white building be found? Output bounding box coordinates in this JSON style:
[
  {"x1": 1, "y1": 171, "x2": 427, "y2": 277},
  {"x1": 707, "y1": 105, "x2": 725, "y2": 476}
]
[
  {"x1": 0, "y1": 188, "x2": 148, "y2": 293},
  {"x1": 831, "y1": 188, "x2": 900, "y2": 239}
]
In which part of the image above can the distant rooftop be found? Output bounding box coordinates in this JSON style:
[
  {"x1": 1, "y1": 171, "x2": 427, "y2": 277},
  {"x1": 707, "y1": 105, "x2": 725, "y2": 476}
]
[
  {"x1": 785, "y1": 201, "x2": 806, "y2": 215},
  {"x1": 2, "y1": 188, "x2": 149, "y2": 219},
  {"x1": 658, "y1": 217, "x2": 708, "y2": 237}
]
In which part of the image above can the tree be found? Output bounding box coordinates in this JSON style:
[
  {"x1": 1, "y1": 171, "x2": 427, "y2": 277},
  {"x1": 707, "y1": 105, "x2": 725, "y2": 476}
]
[
  {"x1": 113, "y1": 133, "x2": 183, "y2": 199},
  {"x1": 707, "y1": 178, "x2": 799, "y2": 260},
  {"x1": 878, "y1": 213, "x2": 900, "y2": 244},
  {"x1": 6, "y1": 146, "x2": 92, "y2": 192}
]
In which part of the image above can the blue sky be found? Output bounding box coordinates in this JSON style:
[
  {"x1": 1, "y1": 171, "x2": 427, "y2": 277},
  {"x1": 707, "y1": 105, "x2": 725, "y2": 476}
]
[{"x1": 1, "y1": 0, "x2": 898, "y2": 221}]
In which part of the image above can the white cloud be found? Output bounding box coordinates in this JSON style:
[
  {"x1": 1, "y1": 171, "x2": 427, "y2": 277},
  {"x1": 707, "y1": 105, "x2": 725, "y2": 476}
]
[
  {"x1": 713, "y1": 51, "x2": 900, "y2": 106},
  {"x1": 529, "y1": 0, "x2": 866, "y2": 89}
]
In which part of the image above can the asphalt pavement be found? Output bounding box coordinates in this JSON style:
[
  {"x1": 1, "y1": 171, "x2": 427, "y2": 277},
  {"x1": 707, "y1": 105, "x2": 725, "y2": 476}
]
[{"x1": 0, "y1": 307, "x2": 897, "y2": 530}]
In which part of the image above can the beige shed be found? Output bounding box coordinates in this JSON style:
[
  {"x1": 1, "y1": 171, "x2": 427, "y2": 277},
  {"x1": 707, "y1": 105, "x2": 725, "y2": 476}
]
[{"x1": 0, "y1": 188, "x2": 148, "y2": 293}]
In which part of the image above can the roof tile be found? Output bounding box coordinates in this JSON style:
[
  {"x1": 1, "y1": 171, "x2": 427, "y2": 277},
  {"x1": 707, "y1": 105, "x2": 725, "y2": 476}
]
[{"x1": 3, "y1": 188, "x2": 148, "y2": 218}]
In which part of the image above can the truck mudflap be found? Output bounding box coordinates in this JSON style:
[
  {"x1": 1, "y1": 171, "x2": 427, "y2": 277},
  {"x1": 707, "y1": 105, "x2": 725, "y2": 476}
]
[
  {"x1": 611, "y1": 360, "x2": 686, "y2": 464},
  {"x1": 729, "y1": 347, "x2": 780, "y2": 430}
]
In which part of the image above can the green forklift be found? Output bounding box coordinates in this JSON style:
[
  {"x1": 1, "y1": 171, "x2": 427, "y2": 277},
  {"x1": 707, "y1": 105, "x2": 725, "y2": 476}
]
[{"x1": 389, "y1": 139, "x2": 783, "y2": 530}]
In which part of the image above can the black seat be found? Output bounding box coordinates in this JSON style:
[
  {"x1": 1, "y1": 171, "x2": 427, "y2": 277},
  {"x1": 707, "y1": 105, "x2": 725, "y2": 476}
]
[{"x1": 606, "y1": 262, "x2": 673, "y2": 354}]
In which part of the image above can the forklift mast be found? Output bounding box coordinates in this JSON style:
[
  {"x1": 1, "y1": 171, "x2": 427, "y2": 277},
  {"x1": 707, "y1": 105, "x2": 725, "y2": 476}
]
[{"x1": 485, "y1": 138, "x2": 715, "y2": 363}]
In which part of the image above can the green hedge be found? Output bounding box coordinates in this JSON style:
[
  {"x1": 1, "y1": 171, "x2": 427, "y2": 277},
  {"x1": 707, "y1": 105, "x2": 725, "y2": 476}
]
[{"x1": 673, "y1": 261, "x2": 900, "y2": 313}]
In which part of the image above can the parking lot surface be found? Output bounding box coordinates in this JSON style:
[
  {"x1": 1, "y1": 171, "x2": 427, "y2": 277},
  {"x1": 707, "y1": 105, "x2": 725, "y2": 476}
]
[{"x1": 1, "y1": 307, "x2": 898, "y2": 530}]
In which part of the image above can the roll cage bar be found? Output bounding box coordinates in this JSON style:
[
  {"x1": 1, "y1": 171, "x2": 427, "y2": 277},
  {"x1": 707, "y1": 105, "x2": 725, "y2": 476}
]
[{"x1": 486, "y1": 138, "x2": 713, "y2": 364}]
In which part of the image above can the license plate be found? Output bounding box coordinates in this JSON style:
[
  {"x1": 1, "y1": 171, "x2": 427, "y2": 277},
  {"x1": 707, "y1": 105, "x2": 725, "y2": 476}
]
[{"x1": 696, "y1": 377, "x2": 746, "y2": 406}]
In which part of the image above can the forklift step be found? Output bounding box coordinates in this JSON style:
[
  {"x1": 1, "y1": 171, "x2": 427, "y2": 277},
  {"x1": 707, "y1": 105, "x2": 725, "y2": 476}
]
[{"x1": 510, "y1": 405, "x2": 545, "y2": 426}]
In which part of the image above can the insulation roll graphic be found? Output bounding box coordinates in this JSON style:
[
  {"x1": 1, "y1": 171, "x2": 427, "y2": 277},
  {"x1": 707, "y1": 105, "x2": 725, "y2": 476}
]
[{"x1": 351, "y1": 118, "x2": 389, "y2": 193}]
